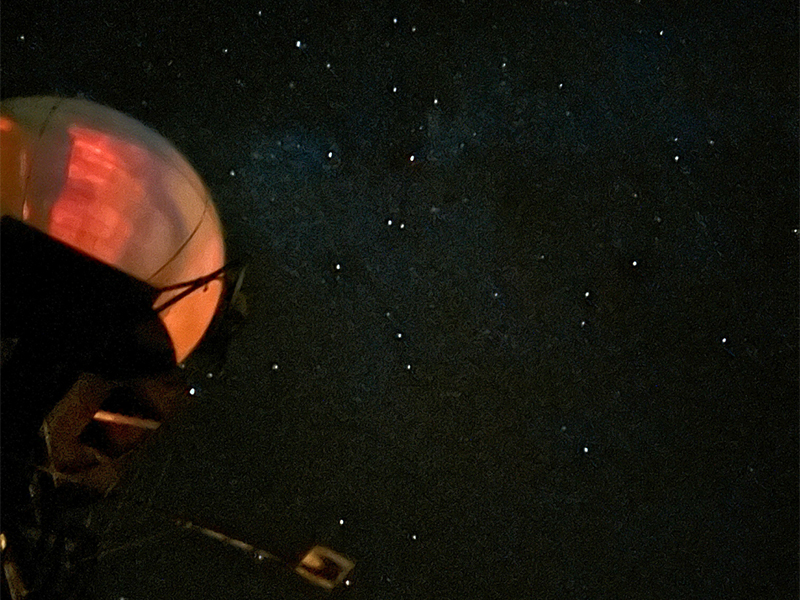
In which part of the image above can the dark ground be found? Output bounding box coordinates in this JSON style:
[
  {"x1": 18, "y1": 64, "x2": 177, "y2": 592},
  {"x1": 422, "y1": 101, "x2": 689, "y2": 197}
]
[{"x1": 1, "y1": 1, "x2": 798, "y2": 598}]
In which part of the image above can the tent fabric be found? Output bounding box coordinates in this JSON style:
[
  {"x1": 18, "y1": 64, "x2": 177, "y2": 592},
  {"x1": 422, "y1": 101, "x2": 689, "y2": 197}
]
[{"x1": 0, "y1": 97, "x2": 225, "y2": 363}]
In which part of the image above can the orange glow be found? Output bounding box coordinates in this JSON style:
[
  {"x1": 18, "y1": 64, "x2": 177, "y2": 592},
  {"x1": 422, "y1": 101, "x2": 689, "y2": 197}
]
[
  {"x1": 48, "y1": 126, "x2": 146, "y2": 266},
  {"x1": 0, "y1": 116, "x2": 26, "y2": 218},
  {"x1": 154, "y1": 210, "x2": 226, "y2": 362}
]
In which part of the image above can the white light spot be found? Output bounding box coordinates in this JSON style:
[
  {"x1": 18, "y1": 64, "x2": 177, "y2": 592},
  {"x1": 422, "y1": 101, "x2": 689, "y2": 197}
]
[
  {"x1": 492, "y1": 292, "x2": 499, "y2": 298},
  {"x1": 399, "y1": 222, "x2": 405, "y2": 229},
  {"x1": 335, "y1": 263, "x2": 341, "y2": 271},
  {"x1": 271, "y1": 363, "x2": 279, "y2": 370},
  {"x1": 18, "y1": 35, "x2": 25, "y2": 42},
  {"x1": 257, "y1": 10, "x2": 262, "y2": 16},
  {"x1": 395, "y1": 332, "x2": 403, "y2": 339},
  {"x1": 409, "y1": 155, "x2": 415, "y2": 162},
  {"x1": 339, "y1": 519, "x2": 345, "y2": 525},
  {"x1": 392, "y1": 86, "x2": 398, "y2": 93},
  {"x1": 296, "y1": 40, "x2": 302, "y2": 48},
  {"x1": 387, "y1": 219, "x2": 393, "y2": 226},
  {"x1": 406, "y1": 364, "x2": 412, "y2": 370},
  {"x1": 345, "y1": 580, "x2": 351, "y2": 586},
  {"x1": 721, "y1": 337, "x2": 727, "y2": 344},
  {"x1": 580, "y1": 320, "x2": 586, "y2": 327},
  {"x1": 558, "y1": 83, "x2": 563, "y2": 89},
  {"x1": 433, "y1": 97, "x2": 439, "y2": 105},
  {"x1": 222, "y1": 48, "x2": 228, "y2": 54},
  {"x1": 326, "y1": 62, "x2": 331, "y2": 69},
  {"x1": 673, "y1": 136, "x2": 679, "y2": 142},
  {"x1": 659, "y1": 30, "x2": 664, "y2": 36},
  {"x1": 189, "y1": 388, "x2": 196, "y2": 396},
  {"x1": 411, "y1": 26, "x2": 417, "y2": 32},
  {"x1": 229, "y1": 169, "x2": 235, "y2": 176},
  {"x1": 385, "y1": 311, "x2": 391, "y2": 318},
  {"x1": 206, "y1": 372, "x2": 213, "y2": 379},
  {"x1": 327, "y1": 151, "x2": 334, "y2": 159},
  {"x1": 583, "y1": 447, "x2": 589, "y2": 453},
  {"x1": 674, "y1": 155, "x2": 680, "y2": 162},
  {"x1": 411, "y1": 534, "x2": 417, "y2": 540},
  {"x1": 631, "y1": 260, "x2": 638, "y2": 267},
  {"x1": 584, "y1": 291, "x2": 590, "y2": 298},
  {"x1": 708, "y1": 139, "x2": 715, "y2": 146},
  {"x1": 561, "y1": 425, "x2": 567, "y2": 432},
  {"x1": 393, "y1": 17, "x2": 398, "y2": 24}
]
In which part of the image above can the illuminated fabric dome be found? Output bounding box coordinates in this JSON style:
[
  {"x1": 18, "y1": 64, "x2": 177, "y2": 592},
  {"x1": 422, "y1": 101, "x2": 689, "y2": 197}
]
[{"x1": 1, "y1": 96, "x2": 225, "y2": 365}]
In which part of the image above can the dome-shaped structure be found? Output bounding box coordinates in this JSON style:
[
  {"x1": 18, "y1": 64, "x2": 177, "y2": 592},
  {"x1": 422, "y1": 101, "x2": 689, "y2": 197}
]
[{"x1": 1, "y1": 96, "x2": 225, "y2": 365}]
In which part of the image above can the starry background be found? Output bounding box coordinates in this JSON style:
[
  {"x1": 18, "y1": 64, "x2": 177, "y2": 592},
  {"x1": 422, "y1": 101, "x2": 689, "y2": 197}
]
[{"x1": 1, "y1": 1, "x2": 798, "y2": 598}]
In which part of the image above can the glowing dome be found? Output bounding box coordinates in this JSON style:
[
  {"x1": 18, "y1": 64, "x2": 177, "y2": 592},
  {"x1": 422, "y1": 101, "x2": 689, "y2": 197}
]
[{"x1": 1, "y1": 96, "x2": 225, "y2": 364}]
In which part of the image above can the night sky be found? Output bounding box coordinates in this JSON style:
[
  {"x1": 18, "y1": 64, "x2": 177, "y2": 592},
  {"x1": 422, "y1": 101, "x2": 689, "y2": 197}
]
[{"x1": 2, "y1": 1, "x2": 798, "y2": 598}]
